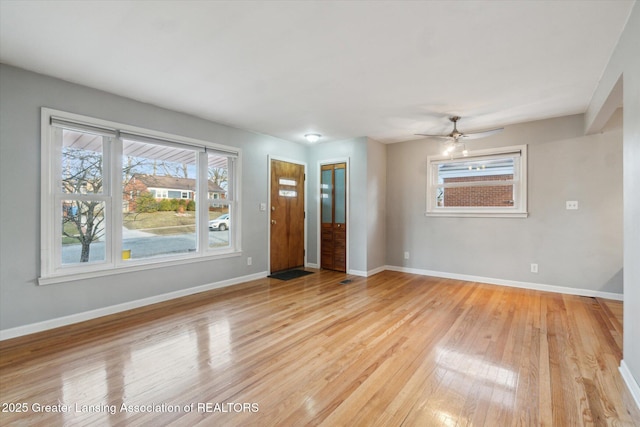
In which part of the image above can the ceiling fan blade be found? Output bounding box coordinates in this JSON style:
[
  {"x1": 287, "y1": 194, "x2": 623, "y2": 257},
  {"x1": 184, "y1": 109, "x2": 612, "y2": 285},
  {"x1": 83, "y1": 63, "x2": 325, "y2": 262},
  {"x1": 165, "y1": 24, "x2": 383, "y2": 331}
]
[
  {"x1": 459, "y1": 127, "x2": 504, "y2": 140},
  {"x1": 414, "y1": 133, "x2": 450, "y2": 138}
]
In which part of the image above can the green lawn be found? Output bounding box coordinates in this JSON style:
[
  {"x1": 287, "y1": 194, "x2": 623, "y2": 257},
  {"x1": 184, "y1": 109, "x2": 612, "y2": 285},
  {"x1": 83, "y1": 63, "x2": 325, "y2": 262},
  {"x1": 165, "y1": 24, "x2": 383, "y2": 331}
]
[{"x1": 123, "y1": 211, "x2": 227, "y2": 235}]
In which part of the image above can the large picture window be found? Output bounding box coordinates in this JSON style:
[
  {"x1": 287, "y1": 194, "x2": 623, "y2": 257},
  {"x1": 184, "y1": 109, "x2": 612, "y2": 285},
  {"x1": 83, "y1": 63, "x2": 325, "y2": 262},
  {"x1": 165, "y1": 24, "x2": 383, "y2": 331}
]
[
  {"x1": 426, "y1": 145, "x2": 527, "y2": 217},
  {"x1": 41, "y1": 109, "x2": 240, "y2": 283}
]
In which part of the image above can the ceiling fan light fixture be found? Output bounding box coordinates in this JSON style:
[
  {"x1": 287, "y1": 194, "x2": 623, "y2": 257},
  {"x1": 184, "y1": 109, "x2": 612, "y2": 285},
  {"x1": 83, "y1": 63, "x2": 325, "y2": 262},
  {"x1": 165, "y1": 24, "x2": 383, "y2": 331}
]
[
  {"x1": 304, "y1": 133, "x2": 321, "y2": 143},
  {"x1": 415, "y1": 116, "x2": 504, "y2": 151},
  {"x1": 442, "y1": 140, "x2": 469, "y2": 157}
]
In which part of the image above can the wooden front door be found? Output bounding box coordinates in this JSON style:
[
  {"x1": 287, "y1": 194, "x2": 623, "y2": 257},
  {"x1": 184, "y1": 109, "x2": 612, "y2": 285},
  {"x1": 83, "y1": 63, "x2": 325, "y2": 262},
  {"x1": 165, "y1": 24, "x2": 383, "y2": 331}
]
[
  {"x1": 270, "y1": 159, "x2": 305, "y2": 273},
  {"x1": 321, "y1": 163, "x2": 347, "y2": 272}
]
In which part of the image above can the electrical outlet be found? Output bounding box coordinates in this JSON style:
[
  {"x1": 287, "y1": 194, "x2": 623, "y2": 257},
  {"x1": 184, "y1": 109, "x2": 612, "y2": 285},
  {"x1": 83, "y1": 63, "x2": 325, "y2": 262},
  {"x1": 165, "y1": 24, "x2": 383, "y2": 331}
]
[
  {"x1": 404, "y1": 251, "x2": 410, "y2": 260},
  {"x1": 566, "y1": 201, "x2": 579, "y2": 210},
  {"x1": 247, "y1": 257, "x2": 252, "y2": 266},
  {"x1": 531, "y1": 263, "x2": 538, "y2": 273}
]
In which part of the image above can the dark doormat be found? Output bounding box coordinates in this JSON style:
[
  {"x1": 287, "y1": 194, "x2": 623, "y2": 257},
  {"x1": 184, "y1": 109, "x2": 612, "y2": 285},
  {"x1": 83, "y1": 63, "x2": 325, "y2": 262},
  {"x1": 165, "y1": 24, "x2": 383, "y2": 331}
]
[{"x1": 268, "y1": 269, "x2": 314, "y2": 281}]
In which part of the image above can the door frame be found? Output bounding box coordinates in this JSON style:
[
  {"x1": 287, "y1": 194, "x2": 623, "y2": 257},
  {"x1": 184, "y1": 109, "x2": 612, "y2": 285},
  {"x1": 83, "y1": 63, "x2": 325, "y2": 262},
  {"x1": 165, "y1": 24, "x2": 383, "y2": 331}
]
[
  {"x1": 268, "y1": 155, "x2": 308, "y2": 273},
  {"x1": 317, "y1": 157, "x2": 350, "y2": 273}
]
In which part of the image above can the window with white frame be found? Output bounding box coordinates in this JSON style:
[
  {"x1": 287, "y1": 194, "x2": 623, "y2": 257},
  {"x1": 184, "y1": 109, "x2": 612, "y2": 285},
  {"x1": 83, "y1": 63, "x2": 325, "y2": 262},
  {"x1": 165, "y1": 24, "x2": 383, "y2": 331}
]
[
  {"x1": 426, "y1": 145, "x2": 527, "y2": 217},
  {"x1": 41, "y1": 108, "x2": 240, "y2": 283}
]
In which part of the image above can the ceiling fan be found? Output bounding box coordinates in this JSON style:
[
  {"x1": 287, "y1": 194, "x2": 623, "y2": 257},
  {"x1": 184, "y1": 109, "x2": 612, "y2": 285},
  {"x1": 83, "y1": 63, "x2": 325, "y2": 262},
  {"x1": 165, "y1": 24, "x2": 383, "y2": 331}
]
[{"x1": 415, "y1": 116, "x2": 503, "y2": 156}]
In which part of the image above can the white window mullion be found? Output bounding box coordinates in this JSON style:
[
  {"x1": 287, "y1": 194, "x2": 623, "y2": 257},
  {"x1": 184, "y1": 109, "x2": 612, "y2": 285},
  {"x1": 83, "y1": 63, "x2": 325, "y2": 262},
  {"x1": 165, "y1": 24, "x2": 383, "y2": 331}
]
[
  {"x1": 43, "y1": 126, "x2": 62, "y2": 275},
  {"x1": 99, "y1": 135, "x2": 112, "y2": 268},
  {"x1": 226, "y1": 157, "x2": 235, "y2": 202},
  {"x1": 230, "y1": 156, "x2": 240, "y2": 252},
  {"x1": 112, "y1": 136, "x2": 123, "y2": 266},
  {"x1": 516, "y1": 148, "x2": 527, "y2": 212},
  {"x1": 197, "y1": 151, "x2": 209, "y2": 254},
  {"x1": 52, "y1": 194, "x2": 64, "y2": 272}
]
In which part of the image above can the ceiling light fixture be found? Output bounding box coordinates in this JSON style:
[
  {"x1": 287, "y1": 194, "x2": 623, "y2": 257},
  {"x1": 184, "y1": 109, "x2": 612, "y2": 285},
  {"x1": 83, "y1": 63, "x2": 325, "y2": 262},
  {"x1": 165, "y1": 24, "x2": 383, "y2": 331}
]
[
  {"x1": 304, "y1": 133, "x2": 321, "y2": 143},
  {"x1": 442, "y1": 140, "x2": 468, "y2": 157}
]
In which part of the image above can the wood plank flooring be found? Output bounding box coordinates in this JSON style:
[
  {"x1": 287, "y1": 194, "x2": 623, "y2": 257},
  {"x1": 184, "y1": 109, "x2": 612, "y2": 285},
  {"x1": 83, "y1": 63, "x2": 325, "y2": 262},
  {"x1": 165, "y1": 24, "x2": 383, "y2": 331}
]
[{"x1": 1, "y1": 270, "x2": 639, "y2": 426}]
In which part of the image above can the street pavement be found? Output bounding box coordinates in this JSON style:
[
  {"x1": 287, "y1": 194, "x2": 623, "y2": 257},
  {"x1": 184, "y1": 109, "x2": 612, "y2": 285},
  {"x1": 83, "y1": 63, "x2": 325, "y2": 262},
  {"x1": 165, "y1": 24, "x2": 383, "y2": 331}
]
[{"x1": 61, "y1": 230, "x2": 230, "y2": 264}]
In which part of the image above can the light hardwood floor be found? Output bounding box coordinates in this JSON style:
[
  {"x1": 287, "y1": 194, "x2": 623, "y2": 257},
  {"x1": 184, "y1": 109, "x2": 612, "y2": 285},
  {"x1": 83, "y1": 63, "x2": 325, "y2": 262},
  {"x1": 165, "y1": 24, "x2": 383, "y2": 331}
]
[{"x1": 1, "y1": 270, "x2": 639, "y2": 426}]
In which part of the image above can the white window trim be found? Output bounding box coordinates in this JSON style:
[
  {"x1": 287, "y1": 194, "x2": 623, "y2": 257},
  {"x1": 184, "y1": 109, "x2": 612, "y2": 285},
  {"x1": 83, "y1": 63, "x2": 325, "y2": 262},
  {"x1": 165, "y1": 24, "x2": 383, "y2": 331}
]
[
  {"x1": 426, "y1": 144, "x2": 528, "y2": 218},
  {"x1": 40, "y1": 108, "x2": 242, "y2": 285}
]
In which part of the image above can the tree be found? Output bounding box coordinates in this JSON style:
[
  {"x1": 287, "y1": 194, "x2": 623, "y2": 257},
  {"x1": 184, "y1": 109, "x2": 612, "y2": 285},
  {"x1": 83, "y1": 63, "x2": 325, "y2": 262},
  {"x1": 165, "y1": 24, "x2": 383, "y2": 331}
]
[
  {"x1": 62, "y1": 146, "x2": 105, "y2": 263},
  {"x1": 159, "y1": 161, "x2": 190, "y2": 178},
  {"x1": 209, "y1": 167, "x2": 228, "y2": 190}
]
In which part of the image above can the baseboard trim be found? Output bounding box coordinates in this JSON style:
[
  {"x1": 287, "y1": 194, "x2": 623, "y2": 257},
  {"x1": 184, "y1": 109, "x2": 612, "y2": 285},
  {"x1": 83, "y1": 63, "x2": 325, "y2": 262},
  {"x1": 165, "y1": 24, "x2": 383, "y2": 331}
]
[
  {"x1": 348, "y1": 269, "x2": 367, "y2": 277},
  {"x1": 367, "y1": 266, "x2": 387, "y2": 277},
  {"x1": 620, "y1": 360, "x2": 640, "y2": 410},
  {"x1": 348, "y1": 265, "x2": 386, "y2": 277},
  {"x1": 0, "y1": 271, "x2": 269, "y2": 341},
  {"x1": 384, "y1": 265, "x2": 623, "y2": 301}
]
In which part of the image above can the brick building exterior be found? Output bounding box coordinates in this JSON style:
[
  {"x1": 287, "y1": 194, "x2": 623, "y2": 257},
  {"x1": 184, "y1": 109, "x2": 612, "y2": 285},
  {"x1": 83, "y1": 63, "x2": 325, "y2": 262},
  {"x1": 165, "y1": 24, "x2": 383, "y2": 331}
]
[{"x1": 442, "y1": 174, "x2": 514, "y2": 207}]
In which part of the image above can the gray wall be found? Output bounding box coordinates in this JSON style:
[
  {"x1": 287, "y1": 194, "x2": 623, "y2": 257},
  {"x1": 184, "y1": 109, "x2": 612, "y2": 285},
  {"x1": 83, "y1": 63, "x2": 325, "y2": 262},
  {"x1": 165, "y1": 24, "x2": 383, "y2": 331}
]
[
  {"x1": 0, "y1": 64, "x2": 306, "y2": 331},
  {"x1": 366, "y1": 138, "x2": 387, "y2": 272},
  {"x1": 386, "y1": 113, "x2": 623, "y2": 293},
  {"x1": 586, "y1": 1, "x2": 640, "y2": 400}
]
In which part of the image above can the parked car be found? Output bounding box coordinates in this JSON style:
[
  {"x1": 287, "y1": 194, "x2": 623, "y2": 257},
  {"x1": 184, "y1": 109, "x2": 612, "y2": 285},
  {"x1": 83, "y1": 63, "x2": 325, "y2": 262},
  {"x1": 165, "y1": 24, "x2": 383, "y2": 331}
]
[{"x1": 209, "y1": 214, "x2": 230, "y2": 231}]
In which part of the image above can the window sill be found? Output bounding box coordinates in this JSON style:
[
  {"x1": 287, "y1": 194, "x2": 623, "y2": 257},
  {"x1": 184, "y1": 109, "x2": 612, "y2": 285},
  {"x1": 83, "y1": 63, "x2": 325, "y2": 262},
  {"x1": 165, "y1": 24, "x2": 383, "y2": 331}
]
[
  {"x1": 425, "y1": 211, "x2": 529, "y2": 218},
  {"x1": 39, "y1": 251, "x2": 242, "y2": 286}
]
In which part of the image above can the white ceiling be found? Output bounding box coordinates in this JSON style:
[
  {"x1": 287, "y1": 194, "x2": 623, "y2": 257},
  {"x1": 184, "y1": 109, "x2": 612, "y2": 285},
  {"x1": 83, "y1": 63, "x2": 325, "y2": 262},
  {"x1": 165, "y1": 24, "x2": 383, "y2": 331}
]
[{"x1": 0, "y1": 1, "x2": 634, "y2": 144}]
